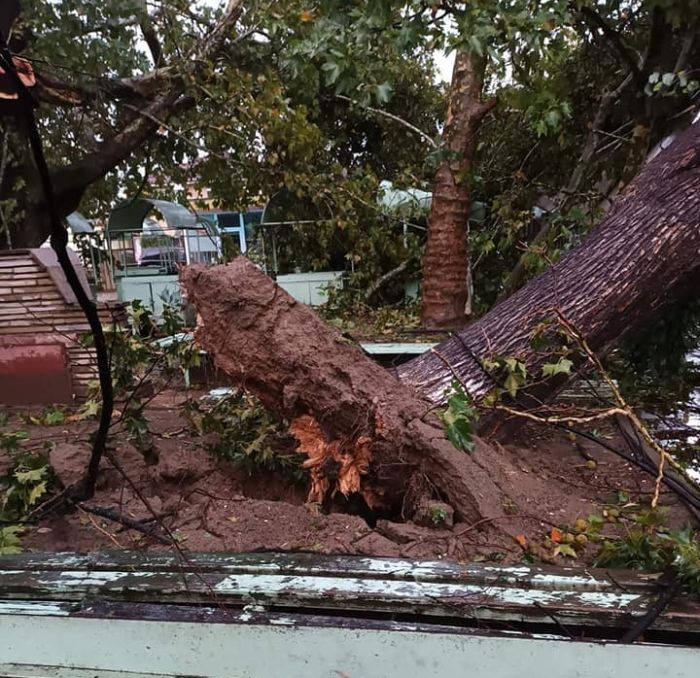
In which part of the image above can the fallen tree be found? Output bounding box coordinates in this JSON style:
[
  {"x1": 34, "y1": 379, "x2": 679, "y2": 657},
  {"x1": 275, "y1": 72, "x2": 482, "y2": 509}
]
[
  {"x1": 399, "y1": 118, "x2": 700, "y2": 407},
  {"x1": 182, "y1": 117, "x2": 700, "y2": 528},
  {"x1": 181, "y1": 259, "x2": 514, "y2": 527}
]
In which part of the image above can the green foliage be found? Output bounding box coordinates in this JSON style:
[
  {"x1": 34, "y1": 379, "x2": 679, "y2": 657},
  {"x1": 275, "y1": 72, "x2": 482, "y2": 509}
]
[
  {"x1": 183, "y1": 393, "x2": 308, "y2": 483},
  {"x1": 322, "y1": 299, "x2": 420, "y2": 337},
  {"x1": 483, "y1": 356, "x2": 529, "y2": 399},
  {"x1": 596, "y1": 515, "x2": 700, "y2": 596},
  {"x1": 0, "y1": 427, "x2": 28, "y2": 456},
  {"x1": 0, "y1": 525, "x2": 23, "y2": 555},
  {"x1": 441, "y1": 381, "x2": 477, "y2": 453},
  {"x1": 646, "y1": 70, "x2": 700, "y2": 98},
  {"x1": 541, "y1": 357, "x2": 573, "y2": 377},
  {"x1": 21, "y1": 407, "x2": 66, "y2": 427},
  {"x1": 0, "y1": 453, "x2": 52, "y2": 523}
]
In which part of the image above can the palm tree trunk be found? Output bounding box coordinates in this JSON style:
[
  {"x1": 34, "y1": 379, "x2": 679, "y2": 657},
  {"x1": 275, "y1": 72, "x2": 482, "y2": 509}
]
[{"x1": 420, "y1": 51, "x2": 495, "y2": 329}]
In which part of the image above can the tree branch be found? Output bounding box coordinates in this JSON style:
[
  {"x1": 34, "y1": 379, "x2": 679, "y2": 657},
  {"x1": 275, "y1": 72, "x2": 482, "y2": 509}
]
[
  {"x1": 674, "y1": 21, "x2": 698, "y2": 73},
  {"x1": 23, "y1": 0, "x2": 246, "y2": 243},
  {"x1": 365, "y1": 259, "x2": 412, "y2": 303},
  {"x1": 336, "y1": 94, "x2": 437, "y2": 148},
  {"x1": 140, "y1": 17, "x2": 165, "y2": 68},
  {"x1": 33, "y1": 69, "x2": 151, "y2": 107},
  {"x1": 579, "y1": 6, "x2": 644, "y2": 87}
]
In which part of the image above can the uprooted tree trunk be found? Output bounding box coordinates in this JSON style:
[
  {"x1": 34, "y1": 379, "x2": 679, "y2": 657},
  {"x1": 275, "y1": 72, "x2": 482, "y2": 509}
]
[
  {"x1": 182, "y1": 259, "x2": 515, "y2": 528},
  {"x1": 399, "y1": 118, "x2": 700, "y2": 408},
  {"x1": 183, "y1": 117, "x2": 700, "y2": 530}
]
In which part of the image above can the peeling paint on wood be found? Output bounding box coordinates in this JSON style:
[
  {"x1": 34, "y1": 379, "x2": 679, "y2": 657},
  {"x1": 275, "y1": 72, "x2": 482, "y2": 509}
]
[
  {"x1": 0, "y1": 552, "x2": 699, "y2": 676},
  {"x1": 0, "y1": 552, "x2": 698, "y2": 636}
]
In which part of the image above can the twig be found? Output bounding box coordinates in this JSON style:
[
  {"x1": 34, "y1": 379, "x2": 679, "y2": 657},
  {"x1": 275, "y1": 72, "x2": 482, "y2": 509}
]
[
  {"x1": 78, "y1": 504, "x2": 171, "y2": 545},
  {"x1": 80, "y1": 509, "x2": 125, "y2": 548},
  {"x1": 553, "y1": 311, "x2": 698, "y2": 505},
  {"x1": 335, "y1": 94, "x2": 438, "y2": 148},
  {"x1": 495, "y1": 403, "x2": 629, "y2": 425},
  {"x1": 618, "y1": 570, "x2": 680, "y2": 643},
  {"x1": 532, "y1": 601, "x2": 575, "y2": 639}
]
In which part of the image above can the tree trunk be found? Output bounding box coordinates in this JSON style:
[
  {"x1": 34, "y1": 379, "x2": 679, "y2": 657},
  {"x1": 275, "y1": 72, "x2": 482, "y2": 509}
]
[
  {"x1": 181, "y1": 259, "x2": 515, "y2": 527},
  {"x1": 181, "y1": 120, "x2": 699, "y2": 527},
  {"x1": 399, "y1": 119, "x2": 700, "y2": 407},
  {"x1": 420, "y1": 51, "x2": 495, "y2": 329}
]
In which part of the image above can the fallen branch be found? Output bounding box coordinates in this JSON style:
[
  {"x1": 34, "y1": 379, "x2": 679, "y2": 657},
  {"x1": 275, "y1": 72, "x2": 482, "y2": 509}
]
[
  {"x1": 364, "y1": 259, "x2": 412, "y2": 304},
  {"x1": 78, "y1": 505, "x2": 172, "y2": 545}
]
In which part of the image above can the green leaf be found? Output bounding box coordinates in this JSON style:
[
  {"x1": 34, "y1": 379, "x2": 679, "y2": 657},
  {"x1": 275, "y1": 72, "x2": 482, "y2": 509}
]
[
  {"x1": 661, "y1": 72, "x2": 675, "y2": 87},
  {"x1": 0, "y1": 526, "x2": 23, "y2": 555},
  {"x1": 14, "y1": 467, "x2": 46, "y2": 485},
  {"x1": 321, "y1": 60, "x2": 341, "y2": 85},
  {"x1": 44, "y1": 409, "x2": 65, "y2": 426},
  {"x1": 441, "y1": 382, "x2": 476, "y2": 453},
  {"x1": 503, "y1": 373, "x2": 521, "y2": 398},
  {"x1": 541, "y1": 358, "x2": 573, "y2": 377},
  {"x1": 26, "y1": 481, "x2": 48, "y2": 507},
  {"x1": 375, "y1": 82, "x2": 392, "y2": 104},
  {"x1": 468, "y1": 35, "x2": 483, "y2": 55},
  {"x1": 482, "y1": 358, "x2": 499, "y2": 372},
  {"x1": 78, "y1": 400, "x2": 101, "y2": 420},
  {"x1": 555, "y1": 543, "x2": 577, "y2": 558}
]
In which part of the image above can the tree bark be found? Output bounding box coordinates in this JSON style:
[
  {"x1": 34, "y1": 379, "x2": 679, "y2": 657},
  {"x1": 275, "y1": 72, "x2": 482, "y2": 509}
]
[
  {"x1": 181, "y1": 120, "x2": 700, "y2": 526},
  {"x1": 181, "y1": 259, "x2": 514, "y2": 527},
  {"x1": 399, "y1": 119, "x2": 700, "y2": 407},
  {"x1": 420, "y1": 51, "x2": 495, "y2": 329}
]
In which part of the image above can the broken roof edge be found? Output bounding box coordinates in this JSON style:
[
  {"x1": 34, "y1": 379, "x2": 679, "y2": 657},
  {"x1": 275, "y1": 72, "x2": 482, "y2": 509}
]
[{"x1": 29, "y1": 248, "x2": 93, "y2": 304}]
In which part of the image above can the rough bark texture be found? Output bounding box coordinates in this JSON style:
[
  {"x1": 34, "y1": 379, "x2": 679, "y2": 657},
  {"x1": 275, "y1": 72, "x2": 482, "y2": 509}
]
[
  {"x1": 420, "y1": 51, "x2": 495, "y2": 329},
  {"x1": 399, "y1": 119, "x2": 700, "y2": 406},
  {"x1": 181, "y1": 259, "x2": 513, "y2": 526}
]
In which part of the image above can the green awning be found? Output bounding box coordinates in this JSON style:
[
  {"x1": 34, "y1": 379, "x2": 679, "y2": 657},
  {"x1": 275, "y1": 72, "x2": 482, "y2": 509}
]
[{"x1": 107, "y1": 198, "x2": 197, "y2": 235}]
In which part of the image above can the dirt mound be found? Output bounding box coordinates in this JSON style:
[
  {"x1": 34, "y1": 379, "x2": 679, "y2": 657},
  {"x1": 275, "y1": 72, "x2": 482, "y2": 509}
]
[{"x1": 6, "y1": 389, "x2": 688, "y2": 564}]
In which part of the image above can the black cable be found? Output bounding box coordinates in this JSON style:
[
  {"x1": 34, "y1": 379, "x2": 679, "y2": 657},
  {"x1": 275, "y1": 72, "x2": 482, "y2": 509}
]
[
  {"x1": 0, "y1": 42, "x2": 113, "y2": 500},
  {"x1": 618, "y1": 569, "x2": 680, "y2": 643}
]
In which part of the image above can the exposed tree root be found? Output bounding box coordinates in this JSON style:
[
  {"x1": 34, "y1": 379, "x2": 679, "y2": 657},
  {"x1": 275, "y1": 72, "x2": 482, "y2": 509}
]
[{"x1": 181, "y1": 259, "x2": 518, "y2": 530}]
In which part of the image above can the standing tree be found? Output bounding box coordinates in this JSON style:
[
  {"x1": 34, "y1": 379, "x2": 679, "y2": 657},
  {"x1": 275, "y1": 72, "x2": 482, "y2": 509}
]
[
  {"x1": 1, "y1": 0, "x2": 250, "y2": 249},
  {"x1": 420, "y1": 49, "x2": 495, "y2": 328}
]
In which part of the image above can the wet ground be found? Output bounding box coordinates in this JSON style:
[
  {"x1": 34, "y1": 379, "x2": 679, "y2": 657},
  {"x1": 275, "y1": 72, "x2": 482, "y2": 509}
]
[{"x1": 2, "y1": 386, "x2": 694, "y2": 565}]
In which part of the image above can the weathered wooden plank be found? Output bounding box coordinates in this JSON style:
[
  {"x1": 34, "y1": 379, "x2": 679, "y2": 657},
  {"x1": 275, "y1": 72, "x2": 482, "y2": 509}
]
[
  {"x1": 0, "y1": 550, "x2": 662, "y2": 591},
  {"x1": 0, "y1": 550, "x2": 662, "y2": 589},
  {"x1": 0, "y1": 568, "x2": 648, "y2": 623},
  {"x1": 0, "y1": 552, "x2": 697, "y2": 634}
]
